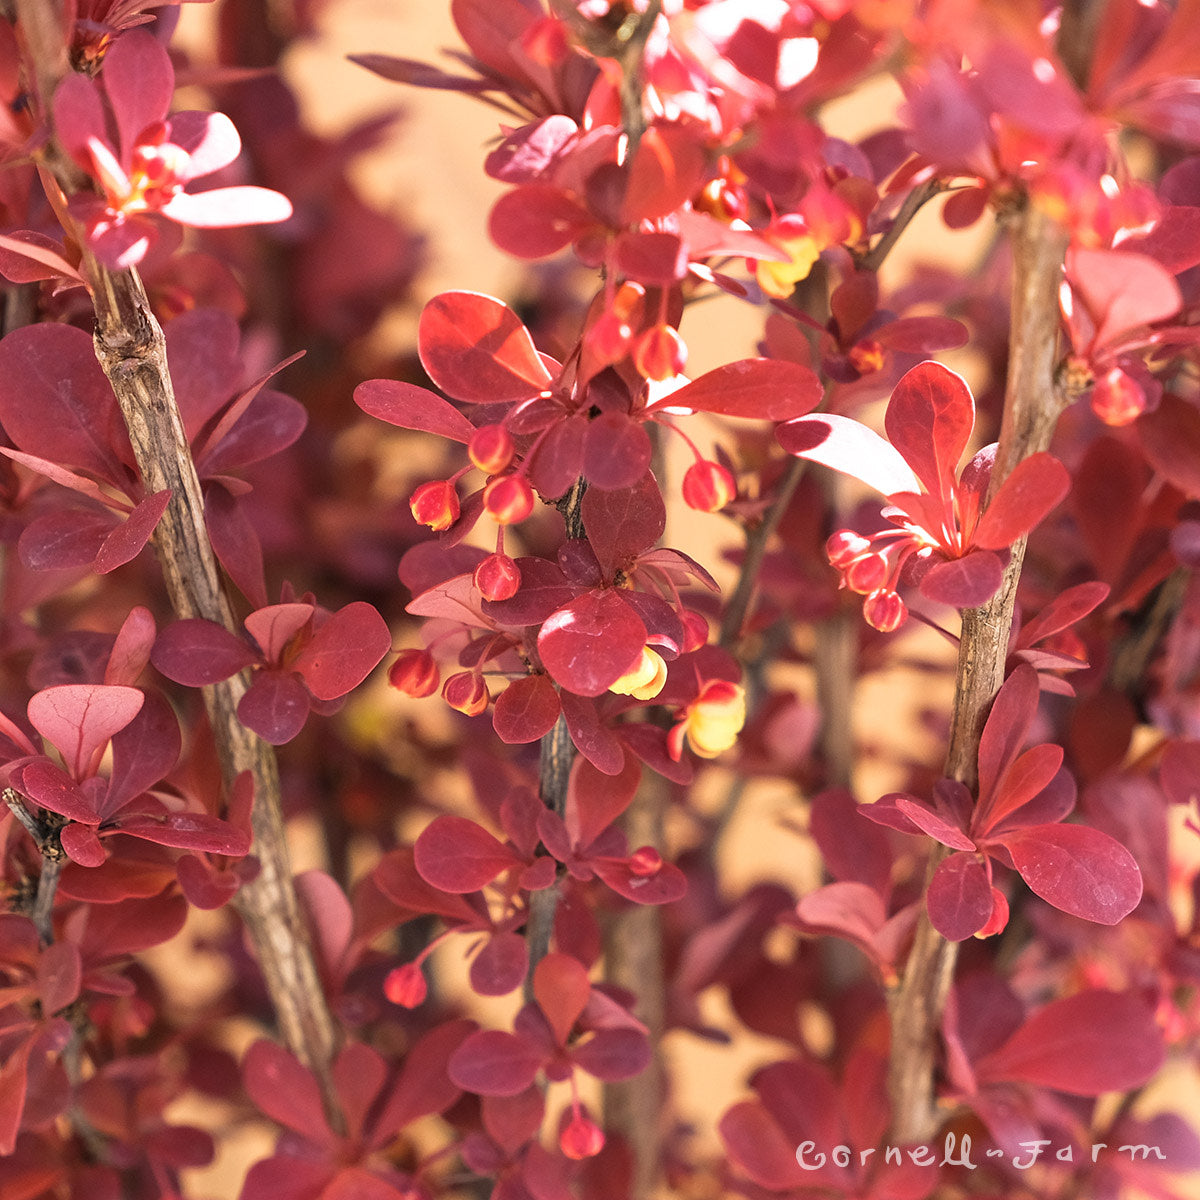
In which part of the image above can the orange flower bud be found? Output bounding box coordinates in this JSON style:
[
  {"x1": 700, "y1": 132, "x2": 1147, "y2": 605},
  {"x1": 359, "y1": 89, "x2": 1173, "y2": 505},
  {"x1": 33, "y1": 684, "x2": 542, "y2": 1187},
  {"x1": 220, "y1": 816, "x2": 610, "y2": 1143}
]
[
  {"x1": 682, "y1": 460, "x2": 735, "y2": 512},
  {"x1": 409, "y1": 479, "x2": 460, "y2": 531},
  {"x1": 1090, "y1": 365, "x2": 1147, "y2": 426},
  {"x1": 628, "y1": 846, "x2": 663, "y2": 877},
  {"x1": 585, "y1": 310, "x2": 634, "y2": 367},
  {"x1": 668, "y1": 679, "x2": 746, "y2": 760},
  {"x1": 388, "y1": 649, "x2": 439, "y2": 698},
  {"x1": 483, "y1": 475, "x2": 535, "y2": 525},
  {"x1": 383, "y1": 962, "x2": 427, "y2": 1008},
  {"x1": 469, "y1": 423, "x2": 516, "y2": 474},
  {"x1": 443, "y1": 671, "x2": 489, "y2": 716},
  {"x1": 848, "y1": 338, "x2": 885, "y2": 376},
  {"x1": 560, "y1": 1112, "x2": 605, "y2": 1160},
  {"x1": 608, "y1": 646, "x2": 667, "y2": 700},
  {"x1": 634, "y1": 323, "x2": 687, "y2": 381}
]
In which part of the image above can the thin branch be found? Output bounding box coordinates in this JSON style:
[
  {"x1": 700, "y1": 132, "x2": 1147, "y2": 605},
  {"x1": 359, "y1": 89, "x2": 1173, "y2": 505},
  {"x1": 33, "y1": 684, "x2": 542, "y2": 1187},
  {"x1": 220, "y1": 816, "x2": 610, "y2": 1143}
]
[
  {"x1": 4, "y1": 789, "x2": 63, "y2": 945},
  {"x1": 857, "y1": 178, "x2": 945, "y2": 274},
  {"x1": 887, "y1": 202, "x2": 1070, "y2": 1143}
]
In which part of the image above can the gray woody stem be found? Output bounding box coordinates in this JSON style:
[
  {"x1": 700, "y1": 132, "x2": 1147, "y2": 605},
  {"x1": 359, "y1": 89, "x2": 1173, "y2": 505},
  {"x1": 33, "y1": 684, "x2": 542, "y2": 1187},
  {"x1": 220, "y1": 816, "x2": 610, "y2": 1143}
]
[{"x1": 887, "y1": 204, "x2": 1070, "y2": 1142}]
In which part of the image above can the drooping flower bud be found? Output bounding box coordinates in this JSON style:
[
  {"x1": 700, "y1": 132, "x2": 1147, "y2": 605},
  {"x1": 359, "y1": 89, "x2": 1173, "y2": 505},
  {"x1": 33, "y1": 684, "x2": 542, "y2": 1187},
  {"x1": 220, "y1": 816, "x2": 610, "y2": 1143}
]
[
  {"x1": 560, "y1": 1112, "x2": 606, "y2": 1160},
  {"x1": 383, "y1": 962, "x2": 427, "y2": 1008},
  {"x1": 388, "y1": 649, "x2": 439, "y2": 698},
  {"x1": 628, "y1": 846, "x2": 663, "y2": 877},
  {"x1": 474, "y1": 552, "x2": 522, "y2": 602},
  {"x1": 484, "y1": 475, "x2": 535, "y2": 525},
  {"x1": 1090, "y1": 365, "x2": 1148, "y2": 426},
  {"x1": 468, "y1": 423, "x2": 516, "y2": 474},
  {"x1": 682, "y1": 460, "x2": 736, "y2": 512},
  {"x1": 608, "y1": 646, "x2": 668, "y2": 700},
  {"x1": 634, "y1": 323, "x2": 688, "y2": 381},
  {"x1": 668, "y1": 680, "x2": 746, "y2": 760},
  {"x1": 443, "y1": 671, "x2": 489, "y2": 716},
  {"x1": 410, "y1": 479, "x2": 460, "y2": 531},
  {"x1": 825, "y1": 530, "x2": 872, "y2": 567},
  {"x1": 585, "y1": 310, "x2": 634, "y2": 367},
  {"x1": 862, "y1": 587, "x2": 907, "y2": 632},
  {"x1": 844, "y1": 552, "x2": 888, "y2": 595}
]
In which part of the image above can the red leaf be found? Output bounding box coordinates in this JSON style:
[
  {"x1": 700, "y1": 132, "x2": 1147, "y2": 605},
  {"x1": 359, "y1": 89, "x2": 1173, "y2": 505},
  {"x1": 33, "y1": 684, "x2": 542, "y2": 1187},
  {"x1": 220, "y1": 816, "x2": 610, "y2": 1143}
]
[
  {"x1": 997, "y1": 822, "x2": 1142, "y2": 924},
  {"x1": 1067, "y1": 246, "x2": 1181, "y2": 350},
  {"x1": 448, "y1": 1029, "x2": 543, "y2": 1096},
  {"x1": 1017, "y1": 580, "x2": 1110, "y2": 646},
  {"x1": 205, "y1": 483, "x2": 268, "y2": 609},
  {"x1": 93, "y1": 489, "x2": 171, "y2": 573},
  {"x1": 980, "y1": 743, "x2": 1064, "y2": 833},
  {"x1": 591, "y1": 857, "x2": 688, "y2": 904},
  {"x1": 105, "y1": 690, "x2": 182, "y2": 811},
  {"x1": 27, "y1": 683, "x2": 144, "y2": 779},
  {"x1": 1138, "y1": 392, "x2": 1200, "y2": 497},
  {"x1": 918, "y1": 551, "x2": 1005, "y2": 608},
  {"x1": 1161, "y1": 739, "x2": 1200, "y2": 807},
  {"x1": 418, "y1": 291, "x2": 551, "y2": 404},
  {"x1": 975, "y1": 989, "x2": 1164, "y2": 1095},
  {"x1": 470, "y1": 932, "x2": 528, "y2": 996},
  {"x1": 581, "y1": 473, "x2": 665, "y2": 576},
  {"x1": 612, "y1": 230, "x2": 688, "y2": 286},
  {"x1": 353, "y1": 378, "x2": 476, "y2": 444},
  {"x1": 972, "y1": 453, "x2": 1070, "y2": 549},
  {"x1": 60, "y1": 821, "x2": 106, "y2": 866},
  {"x1": 371, "y1": 1018, "x2": 473, "y2": 1140},
  {"x1": 18, "y1": 508, "x2": 113, "y2": 571},
  {"x1": 242, "y1": 1040, "x2": 335, "y2": 1147},
  {"x1": 875, "y1": 316, "x2": 970, "y2": 353},
  {"x1": 492, "y1": 673, "x2": 561, "y2": 744},
  {"x1": 104, "y1": 606, "x2": 157, "y2": 687},
  {"x1": 152, "y1": 619, "x2": 258, "y2": 686},
  {"x1": 244, "y1": 604, "x2": 314, "y2": 665},
  {"x1": 482, "y1": 557, "x2": 575, "y2": 626},
  {"x1": 621, "y1": 123, "x2": 707, "y2": 224},
  {"x1": 893, "y1": 796, "x2": 975, "y2": 850},
  {"x1": 534, "y1": 953, "x2": 591, "y2": 1046},
  {"x1": 488, "y1": 184, "x2": 591, "y2": 258},
  {"x1": 565, "y1": 749, "x2": 641, "y2": 849},
  {"x1": 977, "y1": 665, "x2": 1040, "y2": 811},
  {"x1": 926, "y1": 853, "x2": 993, "y2": 941},
  {"x1": 413, "y1": 815, "x2": 522, "y2": 893},
  {"x1": 657, "y1": 358, "x2": 822, "y2": 422},
  {"x1": 537, "y1": 590, "x2": 646, "y2": 697},
  {"x1": 778, "y1": 412, "x2": 922, "y2": 496},
  {"x1": 560, "y1": 691, "x2": 625, "y2": 775},
  {"x1": 582, "y1": 413, "x2": 652, "y2": 490},
  {"x1": 292, "y1": 602, "x2": 391, "y2": 700},
  {"x1": 885, "y1": 361, "x2": 975, "y2": 501},
  {"x1": 794, "y1": 881, "x2": 885, "y2": 962},
  {"x1": 720, "y1": 1100, "x2": 806, "y2": 1191},
  {"x1": 236, "y1": 670, "x2": 312, "y2": 745}
]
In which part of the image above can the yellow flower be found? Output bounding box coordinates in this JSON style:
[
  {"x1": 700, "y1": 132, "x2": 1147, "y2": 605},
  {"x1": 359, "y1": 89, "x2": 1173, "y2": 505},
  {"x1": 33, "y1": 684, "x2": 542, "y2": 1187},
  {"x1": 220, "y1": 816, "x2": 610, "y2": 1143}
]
[
  {"x1": 756, "y1": 233, "x2": 820, "y2": 298},
  {"x1": 668, "y1": 680, "x2": 746, "y2": 759},
  {"x1": 609, "y1": 646, "x2": 668, "y2": 700}
]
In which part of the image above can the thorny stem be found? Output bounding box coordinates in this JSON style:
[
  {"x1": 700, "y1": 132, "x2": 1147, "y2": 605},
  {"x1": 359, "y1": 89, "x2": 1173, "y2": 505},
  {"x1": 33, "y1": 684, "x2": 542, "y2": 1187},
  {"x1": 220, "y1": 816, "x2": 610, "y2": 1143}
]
[
  {"x1": 886, "y1": 203, "x2": 1071, "y2": 1143},
  {"x1": 4, "y1": 789, "x2": 63, "y2": 945},
  {"x1": 13, "y1": 0, "x2": 342, "y2": 1124}
]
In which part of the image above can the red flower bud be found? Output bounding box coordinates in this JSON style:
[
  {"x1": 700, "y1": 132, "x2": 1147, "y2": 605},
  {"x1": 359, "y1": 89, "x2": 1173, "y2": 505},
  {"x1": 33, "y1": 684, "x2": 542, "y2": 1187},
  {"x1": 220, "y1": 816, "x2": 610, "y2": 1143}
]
[
  {"x1": 826, "y1": 529, "x2": 871, "y2": 567},
  {"x1": 560, "y1": 1112, "x2": 605, "y2": 1160},
  {"x1": 474, "y1": 552, "x2": 522, "y2": 601},
  {"x1": 1090, "y1": 365, "x2": 1147, "y2": 426},
  {"x1": 682, "y1": 460, "x2": 736, "y2": 512},
  {"x1": 844, "y1": 552, "x2": 888, "y2": 594},
  {"x1": 862, "y1": 587, "x2": 907, "y2": 632},
  {"x1": 484, "y1": 475, "x2": 535, "y2": 525},
  {"x1": 383, "y1": 962, "x2": 427, "y2": 1008},
  {"x1": 634, "y1": 323, "x2": 688, "y2": 381},
  {"x1": 585, "y1": 310, "x2": 634, "y2": 367},
  {"x1": 468, "y1": 423, "x2": 515, "y2": 474},
  {"x1": 388, "y1": 649, "x2": 439, "y2": 698},
  {"x1": 628, "y1": 846, "x2": 663, "y2": 877},
  {"x1": 443, "y1": 671, "x2": 489, "y2": 716},
  {"x1": 410, "y1": 479, "x2": 460, "y2": 531}
]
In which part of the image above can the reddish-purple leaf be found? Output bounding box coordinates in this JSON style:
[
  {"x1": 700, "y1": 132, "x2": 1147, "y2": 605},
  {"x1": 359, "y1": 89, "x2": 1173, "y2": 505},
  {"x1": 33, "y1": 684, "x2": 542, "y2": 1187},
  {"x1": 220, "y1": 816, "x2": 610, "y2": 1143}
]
[
  {"x1": 778, "y1": 412, "x2": 922, "y2": 496},
  {"x1": 19, "y1": 508, "x2": 113, "y2": 571},
  {"x1": 979, "y1": 743, "x2": 1064, "y2": 833},
  {"x1": 28, "y1": 683, "x2": 144, "y2": 779},
  {"x1": 622, "y1": 122, "x2": 707, "y2": 224},
  {"x1": 37, "y1": 942, "x2": 82, "y2": 1015},
  {"x1": 591, "y1": 856, "x2": 688, "y2": 904},
  {"x1": 655, "y1": 358, "x2": 822, "y2": 422},
  {"x1": 565, "y1": 750, "x2": 641, "y2": 849},
  {"x1": 809, "y1": 788, "x2": 893, "y2": 894},
  {"x1": 205, "y1": 483, "x2": 268, "y2": 609},
  {"x1": 1138, "y1": 392, "x2": 1200, "y2": 497},
  {"x1": 1017, "y1": 580, "x2": 1110, "y2": 646},
  {"x1": 292, "y1": 602, "x2": 390, "y2": 700},
  {"x1": 243, "y1": 1040, "x2": 336, "y2": 1147},
  {"x1": 998, "y1": 822, "x2": 1142, "y2": 924},
  {"x1": 1161, "y1": 739, "x2": 1200, "y2": 807},
  {"x1": 244, "y1": 604, "x2": 314, "y2": 665},
  {"x1": 875, "y1": 315, "x2": 970, "y2": 354},
  {"x1": 117, "y1": 810, "x2": 251, "y2": 856},
  {"x1": 893, "y1": 796, "x2": 975, "y2": 850},
  {"x1": 926, "y1": 853, "x2": 993, "y2": 941},
  {"x1": 527, "y1": 413, "x2": 587, "y2": 499},
  {"x1": 152, "y1": 619, "x2": 258, "y2": 686},
  {"x1": 488, "y1": 184, "x2": 591, "y2": 258},
  {"x1": 177, "y1": 855, "x2": 241, "y2": 909},
  {"x1": 977, "y1": 665, "x2": 1040, "y2": 809},
  {"x1": 449, "y1": 1029, "x2": 543, "y2": 1096},
  {"x1": 720, "y1": 1100, "x2": 806, "y2": 1191},
  {"x1": 236, "y1": 670, "x2": 311, "y2": 745},
  {"x1": 582, "y1": 413, "x2": 652, "y2": 490},
  {"x1": 975, "y1": 989, "x2": 1164, "y2": 1094},
  {"x1": 0, "y1": 230, "x2": 85, "y2": 284},
  {"x1": 581, "y1": 473, "x2": 665, "y2": 575},
  {"x1": 794, "y1": 881, "x2": 885, "y2": 962},
  {"x1": 418, "y1": 291, "x2": 551, "y2": 404},
  {"x1": 414, "y1": 815, "x2": 522, "y2": 893},
  {"x1": 885, "y1": 360, "x2": 975, "y2": 500},
  {"x1": 60, "y1": 822, "x2": 106, "y2": 866},
  {"x1": 560, "y1": 690, "x2": 625, "y2": 775},
  {"x1": 482, "y1": 558, "x2": 575, "y2": 626},
  {"x1": 470, "y1": 932, "x2": 529, "y2": 996},
  {"x1": 918, "y1": 550, "x2": 1005, "y2": 608},
  {"x1": 94, "y1": 489, "x2": 171, "y2": 574},
  {"x1": 353, "y1": 379, "x2": 475, "y2": 444},
  {"x1": 571, "y1": 1028, "x2": 652, "y2": 1081},
  {"x1": 492, "y1": 673, "x2": 561, "y2": 744},
  {"x1": 14, "y1": 759, "x2": 100, "y2": 822},
  {"x1": 106, "y1": 691, "x2": 182, "y2": 811},
  {"x1": 105, "y1": 606, "x2": 157, "y2": 687},
  {"x1": 538, "y1": 590, "x2": 646, "y2": 697},
  {"x1": 972, "y1": 452, "x2": 1070, "y2": 549},
  {"x1": 612, "y1": 229, "x2": 688, "y2": 286}
]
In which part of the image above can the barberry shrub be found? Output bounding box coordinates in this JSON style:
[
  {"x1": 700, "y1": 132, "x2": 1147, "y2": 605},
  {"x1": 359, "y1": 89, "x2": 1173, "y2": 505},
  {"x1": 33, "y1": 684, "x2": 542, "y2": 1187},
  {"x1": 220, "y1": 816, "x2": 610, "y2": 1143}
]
[{"x1": 1, "y1": 3, "x2": 1199, "y2": 1199}]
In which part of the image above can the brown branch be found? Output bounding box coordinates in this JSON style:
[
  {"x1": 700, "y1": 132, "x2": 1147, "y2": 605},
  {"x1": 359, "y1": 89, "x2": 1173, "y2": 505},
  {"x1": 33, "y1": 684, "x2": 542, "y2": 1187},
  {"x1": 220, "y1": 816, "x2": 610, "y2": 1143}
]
[
  {"x1": 887, "y1": 203, "x2": 1070, "y2": 1142},
  {"x1": 4, "y1": 788, "x2": 63, "y2": 945}
]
